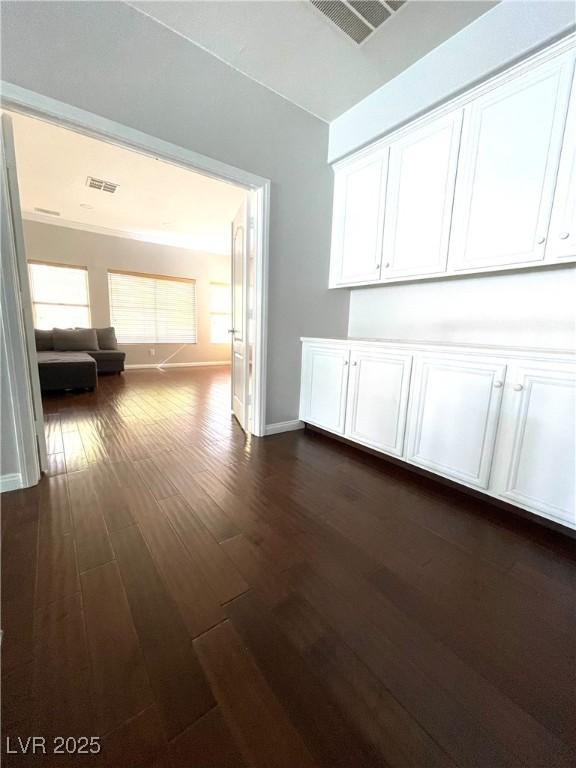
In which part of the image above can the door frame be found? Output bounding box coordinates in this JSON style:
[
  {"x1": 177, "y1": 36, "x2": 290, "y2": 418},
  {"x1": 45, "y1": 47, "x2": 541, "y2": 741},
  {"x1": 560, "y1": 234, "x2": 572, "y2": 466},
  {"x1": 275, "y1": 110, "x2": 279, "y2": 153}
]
[{"x1": 0, "y1": 82, "x2": 270, "y2": 467}]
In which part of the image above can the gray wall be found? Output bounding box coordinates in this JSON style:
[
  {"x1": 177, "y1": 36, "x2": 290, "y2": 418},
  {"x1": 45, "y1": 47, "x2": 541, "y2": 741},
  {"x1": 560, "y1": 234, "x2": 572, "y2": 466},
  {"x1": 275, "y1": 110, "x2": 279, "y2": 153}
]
[
  {"x1": 1, "y1": 0, "x2": 349, "y2": 424},
  {"x1": 348, "y1": 267, "x2": 576, "y2": 351},
  {"x1": 23, "y1": 220, "x2": 231, "y2": 367}
]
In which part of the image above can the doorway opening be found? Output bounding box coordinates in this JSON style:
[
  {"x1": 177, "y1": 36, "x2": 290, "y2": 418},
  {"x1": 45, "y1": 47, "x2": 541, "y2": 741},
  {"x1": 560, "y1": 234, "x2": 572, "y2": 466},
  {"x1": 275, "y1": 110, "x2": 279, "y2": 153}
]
[{"x1": 1, "y1": 95, "x2": 269, "y2": 489}]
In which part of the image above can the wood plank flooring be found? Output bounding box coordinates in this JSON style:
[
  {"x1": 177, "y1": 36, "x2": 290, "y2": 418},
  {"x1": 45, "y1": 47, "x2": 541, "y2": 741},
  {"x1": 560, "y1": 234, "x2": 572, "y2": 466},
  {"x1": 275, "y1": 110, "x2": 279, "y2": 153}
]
[{"x1": 2, "y1": 367, "x2": 575, "y2": 767}]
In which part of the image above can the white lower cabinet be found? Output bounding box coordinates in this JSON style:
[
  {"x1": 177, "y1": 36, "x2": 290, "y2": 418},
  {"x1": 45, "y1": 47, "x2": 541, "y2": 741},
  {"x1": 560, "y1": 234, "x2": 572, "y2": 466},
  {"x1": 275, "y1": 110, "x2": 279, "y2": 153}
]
[
  {"x1": 300, "y1": 339, "x2": 575, "y2": 530},
  {"x1": 345, "y1": 350, "x2": 412, "y2": 456},
  {"x1": 299, "y1": 344, "x2": 350, "y2": 434},
  {"x1": 491, "y1": 363, "x2": 576, "y2": 526},
  {"x1": 405, "y1": 356, "x2": 507, "y2": 489}
]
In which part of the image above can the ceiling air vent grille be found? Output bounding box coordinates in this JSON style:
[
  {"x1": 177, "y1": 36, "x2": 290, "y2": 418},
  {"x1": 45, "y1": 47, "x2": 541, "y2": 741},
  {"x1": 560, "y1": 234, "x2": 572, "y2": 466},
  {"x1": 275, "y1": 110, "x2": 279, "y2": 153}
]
[
  {"x1": 310, "y1": 0, "x2": 406, "y2": 45},
  {"x1": 86, "y1": 176, "x2": 119, "y2": 194}
]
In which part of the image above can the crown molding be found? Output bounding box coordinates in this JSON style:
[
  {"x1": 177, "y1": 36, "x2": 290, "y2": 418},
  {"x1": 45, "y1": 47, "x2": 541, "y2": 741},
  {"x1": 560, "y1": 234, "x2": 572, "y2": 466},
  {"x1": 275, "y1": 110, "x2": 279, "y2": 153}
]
[{"x1": 21, "y1": 211, "x2": 229, "y2": 256}]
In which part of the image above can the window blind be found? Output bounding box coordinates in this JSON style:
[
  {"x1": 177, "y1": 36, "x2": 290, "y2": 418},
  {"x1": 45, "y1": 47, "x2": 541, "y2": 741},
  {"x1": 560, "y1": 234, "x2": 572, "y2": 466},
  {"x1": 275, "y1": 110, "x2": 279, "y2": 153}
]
[
  {"x1": 28, "y1": 262, "x2": 90, "y2": 329},
  {"x1": 108, "y1": 271, "x2": 197, "y2": 344}
]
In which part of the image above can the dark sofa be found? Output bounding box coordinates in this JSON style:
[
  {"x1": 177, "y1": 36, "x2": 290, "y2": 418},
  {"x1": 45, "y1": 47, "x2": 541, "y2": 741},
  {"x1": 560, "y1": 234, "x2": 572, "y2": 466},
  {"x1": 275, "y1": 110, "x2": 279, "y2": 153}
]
[{"x1": 35, "y1": 327, "x2": 125, "y2": 392}]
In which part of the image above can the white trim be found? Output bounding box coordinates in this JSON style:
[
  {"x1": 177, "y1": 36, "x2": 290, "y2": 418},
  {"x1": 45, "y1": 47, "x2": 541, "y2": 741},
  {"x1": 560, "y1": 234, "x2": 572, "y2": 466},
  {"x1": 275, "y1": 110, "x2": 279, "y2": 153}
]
[
  {"x1": 0, "y1": 473, "x2": 23, "y2": 493},
  {"x1": 0, "y1": 82, "x2": 269, "y2": 439},
  {"x1": 1, "y1": 117, "x2": 43, "y2": 490},
  {"x1": 22, "y1": 211, "x2": 230, "y2": 257},
  {"x1": 265, "y1": 420, "x2": 304, "y2": 435},
  {"x1": 126, "y1": 361, "x2": 230, "y2": 370},
  {"x1": 300, "y1": 337, "x2": 576, "y2": 363}
]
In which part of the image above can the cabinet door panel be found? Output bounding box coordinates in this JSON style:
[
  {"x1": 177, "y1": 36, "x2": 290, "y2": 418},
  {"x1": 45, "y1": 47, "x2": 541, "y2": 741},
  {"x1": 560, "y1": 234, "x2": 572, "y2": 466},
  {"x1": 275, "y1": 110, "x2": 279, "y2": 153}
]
[
  {"x1": 406, "y1": 356, "x2": 506, "y2": 488},
  {"x1": 491, "y1": 365, "x2": 576, "y2": 526},
  {"x1": 300, "y1": 345, "x2": 349, "y2": 434},
  {"x1": 330, "y1": 151, "x2": 388, "y2": 286},
  {"x1": 547, "y1": 63, "x2": 576, "y2": 261},
  {"x1": 449, "y1": 53, "x2": 575, "y2": 271},
  {"x1": 345, "y1": 351, "x2": 412, "y2": 456},
  {"x1": 381, "y1": 110, "x2": 462, "y2": 278}
]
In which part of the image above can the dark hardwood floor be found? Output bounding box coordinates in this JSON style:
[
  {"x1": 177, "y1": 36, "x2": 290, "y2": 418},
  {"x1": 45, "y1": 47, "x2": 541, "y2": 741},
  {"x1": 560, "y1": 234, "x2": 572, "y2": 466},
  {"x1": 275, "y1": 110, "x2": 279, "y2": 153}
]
[{"x1": 2, "y1": 367, "x2": 575, "y2": 767}]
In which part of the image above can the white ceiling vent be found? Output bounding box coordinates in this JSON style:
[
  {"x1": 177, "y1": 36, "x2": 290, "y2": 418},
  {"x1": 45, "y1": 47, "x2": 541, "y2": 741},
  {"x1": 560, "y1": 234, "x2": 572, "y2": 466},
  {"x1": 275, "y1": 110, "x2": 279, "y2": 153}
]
[
  {"x1": 310, "y1": 0, "x2": 405, "y2": 44},
  {"x1": 34, "y1": 207, "x2": 60, "y2": 217},
  {"x1": 86, "y1": 176, "x2": 119, "y2": 194}
]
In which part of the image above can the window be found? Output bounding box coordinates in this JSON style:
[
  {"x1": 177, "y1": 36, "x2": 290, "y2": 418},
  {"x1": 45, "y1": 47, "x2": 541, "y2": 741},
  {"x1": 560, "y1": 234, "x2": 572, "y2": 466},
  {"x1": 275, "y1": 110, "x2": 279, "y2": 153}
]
[
  {"x1": 108, "y1": 271, "x2": 197, "y2": 344},
  {"x1": 28, "y1": 262, "x2": 90, "y2": 329},
  {"x1": 210, "y1": 283, "x2": 231, "y2": 344}
]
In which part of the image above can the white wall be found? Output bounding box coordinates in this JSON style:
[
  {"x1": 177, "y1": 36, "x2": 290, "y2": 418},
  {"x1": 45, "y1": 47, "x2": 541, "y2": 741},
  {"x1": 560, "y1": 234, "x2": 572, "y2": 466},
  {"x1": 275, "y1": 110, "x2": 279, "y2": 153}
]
[
  {"x1": 0, "y1": 0, "x2": 349, "y2": 424},
  {"x1": 23, "y1": 220, "x2": 231, "y2": 367},
  {"x1": 329, "y1": 0, "x2": 576, "y2": 161},
  {"x1": 348, "y1": 267, "x2": 576, "y2": 351}
]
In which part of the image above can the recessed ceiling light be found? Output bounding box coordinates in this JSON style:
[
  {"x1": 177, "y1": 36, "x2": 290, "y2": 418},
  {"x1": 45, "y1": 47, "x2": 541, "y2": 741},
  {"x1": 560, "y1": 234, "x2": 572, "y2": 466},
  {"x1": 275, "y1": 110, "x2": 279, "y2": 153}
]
[{"x1": 80, "y1": 203, "x2": 94, "y2": 209}]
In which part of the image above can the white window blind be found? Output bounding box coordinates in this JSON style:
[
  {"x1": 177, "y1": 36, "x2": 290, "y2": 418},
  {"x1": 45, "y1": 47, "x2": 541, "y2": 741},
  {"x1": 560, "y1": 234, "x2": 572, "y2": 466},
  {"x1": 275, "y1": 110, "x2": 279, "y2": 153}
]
[
  {"x1": 108, "y1": 271, "x2": 197, "y2": 344},
  {"x1": 28, "y1": 262, "x2": 90, "y2": 329},
  {"x1": 209, "y1": 283, "x2": 231, "y2": 344}
]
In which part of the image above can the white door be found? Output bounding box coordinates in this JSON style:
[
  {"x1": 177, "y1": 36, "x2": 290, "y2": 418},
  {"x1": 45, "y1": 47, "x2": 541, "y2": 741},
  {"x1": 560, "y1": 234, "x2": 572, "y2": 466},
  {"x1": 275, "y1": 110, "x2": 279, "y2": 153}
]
[
  {"x1": 329, "y1": 149, "x2": 388, "y2": 286},
  {"x1": 300, "y1": 344, "x2": 350, "y2": 434},
  {"x1": 448, "y1": 52, "x2": 576, "y2": 271},
  {"x1": 491, "y1": 363, "x2": 576, "y2": 527},
  {"x1": 1, "y1": 113, "x2": 47, "y2": 475},
  {"x1": 230, "y1": 200, "x2": 250, "y2": 431},
  {"x1": 405, "y1": 355, "x2": 507, "y2": 489},
  {"x1": 547, "y1": 63, "x2": 576, "y2": 261},
  {"x1": 345, "y1": 349, "x2": 412, "y2": 456},
  {"x1": 381, "y1": 110, "x2": 463, "y2": 279}
]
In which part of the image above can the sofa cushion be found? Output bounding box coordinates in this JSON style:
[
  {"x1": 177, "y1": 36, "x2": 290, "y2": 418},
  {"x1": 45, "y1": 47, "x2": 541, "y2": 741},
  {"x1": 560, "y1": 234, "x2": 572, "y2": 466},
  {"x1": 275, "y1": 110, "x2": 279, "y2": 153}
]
[
  {"x1": 53, "y1": 327, "x2": 99, "y2": 351},
  {"x1": 35, "y1": 329, "x2": 54, "y2": 351},
  {"x1": 36, "y1": 351, "x2": 97, "y2": 392},
  {"x1": 88, "y1": 350, "x2": 125, "y2": 363},
  {"x1": 37, "y1": 351, "x2": 96, "y2": 365},
  {"x1": 95, "y1": 326, "x2": 118, "y2": 350}
]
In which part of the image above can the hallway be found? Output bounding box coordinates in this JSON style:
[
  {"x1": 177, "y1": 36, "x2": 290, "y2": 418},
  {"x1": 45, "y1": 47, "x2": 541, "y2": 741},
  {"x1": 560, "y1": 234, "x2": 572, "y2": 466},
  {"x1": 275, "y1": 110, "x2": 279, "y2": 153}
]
[{"x1": 2, "y1": 368, "x2": 575, "y2": 767}]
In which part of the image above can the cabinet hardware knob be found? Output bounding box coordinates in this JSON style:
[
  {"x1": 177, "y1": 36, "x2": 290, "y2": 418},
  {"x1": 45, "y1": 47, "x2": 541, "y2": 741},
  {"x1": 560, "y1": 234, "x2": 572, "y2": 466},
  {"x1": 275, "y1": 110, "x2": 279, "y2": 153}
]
[
  {"x1": 559, "y1": 232, "x2": 570, "y2": 240},
  {"x1": 375, "y1": 264, "x2": 381, "y2": 270},
  {"x1": 494, "y1": 381, "x2": 503, "y2": 388},
  {"x1": 537, "y1": 237, "x2": 546, "y2": 245},
  {"x1": 385, "y1": 262, "x2": 390, "y2": 268},
  {"x1": 343, "y1": 360, "x2": 349, "y2": 366},
  {"x1": 513, "y1": 384, "x2": 523, "y2": 392},
  {"x1": 351, "y1": 361, "x2": 358, "y2": 366}
]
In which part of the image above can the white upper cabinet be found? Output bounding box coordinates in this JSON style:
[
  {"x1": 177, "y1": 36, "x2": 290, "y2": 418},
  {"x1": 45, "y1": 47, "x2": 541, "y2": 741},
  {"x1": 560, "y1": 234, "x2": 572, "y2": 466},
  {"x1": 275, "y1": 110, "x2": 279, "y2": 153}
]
[
  {"x1": 299, "y1": 343, "x2": 350, "y2": 434},
  {"x1": 329, "y1": 149, "x2": 388, "y2": 286},
  {"x1": 345, "y1": 349, "x2": 412, "y2": 456},
  {"x1": 448, "y1": 53, "x2": 575, "y2": 272},
  {"x1": 327, "y1": 44, "x2": 576, "y2": 288},
  {"x1": 381, "y1": 110, "x2": 463, "y2": 279},
  {"x1": 547, "y1": 62, "x2": 576, "y2": 261},
  {"x1": 491, "y1": 363, "x2": 576, "y2": 527},
  {"x1": 405, "y1": 356, "x2": 507, "y2": 489}
]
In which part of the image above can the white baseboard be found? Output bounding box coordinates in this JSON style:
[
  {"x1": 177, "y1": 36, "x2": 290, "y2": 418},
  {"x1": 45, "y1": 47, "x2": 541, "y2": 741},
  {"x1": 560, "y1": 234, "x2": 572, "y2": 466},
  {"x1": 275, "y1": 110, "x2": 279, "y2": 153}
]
[
  {"x1": 0, "y1": 473, "x2": 22, "y2": 493},
  {"x1": 265, "y1": 420, "x2": 304, "y2": 436},
  {"x1": 126, "y1": 361, "x2": 230, "y2": 370}
]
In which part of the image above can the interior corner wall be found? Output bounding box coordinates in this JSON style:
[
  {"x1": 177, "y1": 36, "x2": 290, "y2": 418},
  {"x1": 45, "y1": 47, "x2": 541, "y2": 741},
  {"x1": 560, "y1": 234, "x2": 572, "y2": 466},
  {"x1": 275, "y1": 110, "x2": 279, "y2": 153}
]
[
  {"x1": 23, "y1": 220, "x2": 232, "y2": 367},
  {"x1": 328, "y1": 0, "x2": 576, "y2": 161},
  {"x1": 329, "y1": 0, "x2": 576, "y2": 352},
  {"x1": 0, "y1": 0, "x2": 350, "y2": 424}
]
